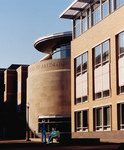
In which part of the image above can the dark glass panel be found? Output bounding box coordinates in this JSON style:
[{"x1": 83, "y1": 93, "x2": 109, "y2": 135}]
[
  {"x1": 83, "y1": 110, "x2": 88, "y2": 127},
  {"x1": 82, "y1": 53, "x2": 87, "y2": 71},
  {"x1": 76, "y1": 56, "x2": 81, "y2": 73}
]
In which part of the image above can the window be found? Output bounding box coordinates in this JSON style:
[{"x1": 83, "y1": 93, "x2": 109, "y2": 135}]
[
  {"x1": 94, "y1": 106, "x2": 111, "y2": 131},
  {"x1": 52, "y1": 44, "x2": 71, "y2": 59},
  {"x1": 115, "y1": 0, "x2": 124, "y2": 9},
  {"x1": 74, "y1": 17, "x2": 81, "y2": 37},
  {"x1": 87, "y1": 8, "x2": 91, "y2": 29},
  {"x1": 75, "y1": 110, "x2": 88, "y2": 132},
  {"x1": 109, "y1": 0, "x2": 114, "y2": 13},
  {"x1": 73, "y1": 0, "x2": 124, "y2": 39},
  {"x1": 75, "y1": 52, "x2": 88, "y2": 104},
  {"x1": 102, "y1": 0, "x2": 109, "y2": 19},
  {"x1": 93, "y1": 40, "x2": 110, "y2": 99},
  {"x1": 92, "y1": 1, "x2": 101, "y2": 25},
  {"x1": 117, "y1": 32, "x2": 124, "y2": 94},
  {"x1": 82, "y1": 11, "x2": 87, "y2": 33},
  {"x1": 117, "y1": 103, "x2": 124, "y2": 130}
]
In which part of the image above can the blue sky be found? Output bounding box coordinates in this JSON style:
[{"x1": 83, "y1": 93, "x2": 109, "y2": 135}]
[{"x1": 0, "y1": 0, "x2": 73, "y2": 68}]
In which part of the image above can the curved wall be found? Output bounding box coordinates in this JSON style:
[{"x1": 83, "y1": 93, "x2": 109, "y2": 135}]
[{"x1": 27, "y1": 58, "x2": 71, "y2": 135}]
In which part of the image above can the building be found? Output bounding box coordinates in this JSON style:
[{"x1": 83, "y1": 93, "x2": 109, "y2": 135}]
[
  {"x1": 60, "y1": 0, "x2": 124, "y2": 143},
  {"x1": 0, "y1": 64, "x2": 28, "y2": 139},
  {"x1": 27, "y1": 31, "x2": 72, "y2": 138}
]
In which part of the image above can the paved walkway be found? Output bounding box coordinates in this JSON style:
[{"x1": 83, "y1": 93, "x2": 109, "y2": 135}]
[{"x1": 0, "y1": 138, "x2": 123, "y2": 150}]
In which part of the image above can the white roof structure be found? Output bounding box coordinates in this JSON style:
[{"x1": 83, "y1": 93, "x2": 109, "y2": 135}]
[{"x1": 60, "y1": 0, "x2": 91, "y2": 19}]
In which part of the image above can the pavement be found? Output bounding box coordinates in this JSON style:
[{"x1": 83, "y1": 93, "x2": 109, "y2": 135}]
[{"x1": 0, "y1": 138, "x2": 123, "y2": 150}]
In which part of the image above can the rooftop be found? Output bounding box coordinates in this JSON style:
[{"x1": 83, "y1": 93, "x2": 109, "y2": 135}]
[{"x1": 60, "y1": 0, "x2": 91, "y2": 19}]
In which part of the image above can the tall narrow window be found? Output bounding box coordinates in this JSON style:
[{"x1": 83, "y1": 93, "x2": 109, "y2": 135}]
[
  {"x1": 75, "y1": 110, "x2": 88, "y2": 132},
  {"x1": 109, "y1": 0, "x2": 114, "y2": 13},
  {"x1": 74, "y1": 17, "x2": 81, "y2": 38},
  {"x1": 117, "y1": 32, "x2": 124, "y2": 94},
  {"x1": 94, "y1": 106, "x2": 111, "y2": 131},
  {"x1": 82, "y1": 11, "x2": 87, "y2": 33},
  {"x1": 92, "y1": 0, "x2": 101, "y2": 25},
  {"x1": 102, "y1": 0, "x2": 109, "y2": 19},
  {"x1": 93, "y1": 40, "x2": 110, "y2": 100},
  {"x1": 75, "y1": 52, "x2": 88, "y2": 104},
  {"x1": 117, "y1": 103, "x2": 124, "y2": 130}
]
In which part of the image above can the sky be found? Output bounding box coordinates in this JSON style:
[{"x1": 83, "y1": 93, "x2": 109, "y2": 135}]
[{"x1": 0, "y1": 0, "x2": 73, "y2": 68}]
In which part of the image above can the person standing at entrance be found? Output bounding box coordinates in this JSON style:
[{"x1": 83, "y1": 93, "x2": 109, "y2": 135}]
[{"x1": 40, "y1": 119, "x2": 46, "y2": 143}]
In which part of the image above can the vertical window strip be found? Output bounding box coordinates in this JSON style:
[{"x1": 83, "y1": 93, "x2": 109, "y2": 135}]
[
  {"x1": 75, "y1": 52, "x2": 88, "y2": 104},
  {"x1": 94, "y1": 40, "x2": 110, "y2": 100},
  {"x1": 117, "y1": 32, "x2": 124, "y2": 94},
  {"x1": 75, "y1": 110, "x2": 88, "y2": 132}
]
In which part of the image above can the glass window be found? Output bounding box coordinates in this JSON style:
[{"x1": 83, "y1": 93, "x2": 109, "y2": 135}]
[
  {"x1": 97, "y1": 108, "x2": 102, "y2": 127},
  {"x1": 119, "y1": 0, "x2": 124, "y2": 6},
  {"x1": 82, "y1": 18, "x2": 87, "y2": 33},
  {"x1": 117, "y1": 103, "x2": 124, "y2": 130},
  {"x1": 75, "y1": 110, "x2": 88, "y2": 132},
  {"x1": 115, "y1": 0, "x2": 119, "y2": 9},
  {"x1": 76, "y1": 56, "x2": 81, "y2": 74},
  {"x1": 75, "y1": 52, "x2": 88, "y2": 104},
  {"x1": 75, "y1": 17, "x2": 81, "y2": 37},
  {"x1": 94, "y1": 45, "x2": 101, "y2": 65},
  {"x1": 104, "y1": 107, "x2": 111, "y2": 130},
  {"x1": 102, "y1": 40, "x2": 109, "y2": 62},
  {"x1": 82, "y1": 53, "x2": 87, "y2": 71},
  {"x1": 93, "y1": 40, "x2": 110, "y2": 100},
  {"x1": 117, "y1": 32, "x2": 124, "y2": 94},
  {"x1": 94, "y1": 106, "x2": 111, "y2": 131},
  {"x1": 93, "y1": 7, "x2": 101, "y2": 25},
  {"x1": 109, "y1": 0, "x2": 114, "y2": 13},
  {"x1": 102, "y1": 0, "x2": 109, "y2": 19},
  {"x1": 119, "y1": 32, "x2": 124, "y2": 54},
  {"x1": 52, "y1": 44, "x2": 71, "y2": 59}
]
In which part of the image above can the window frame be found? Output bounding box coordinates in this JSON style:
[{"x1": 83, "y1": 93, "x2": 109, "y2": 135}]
[
  {"x1": 116, "y1": 31, "x2": 124, "y2": 95},
  {"x1": 75, "y1": 109, "x2": 89, "y2": 132},
  {"x1": 94, "y1": 105, "x2": 111, "y2": 131},
  {"x1": 93, "y1": 40, "x2": 111, "y2": 100},
  {"x1": 75, "y1": 52, "x2": 89, "y2": 104}
]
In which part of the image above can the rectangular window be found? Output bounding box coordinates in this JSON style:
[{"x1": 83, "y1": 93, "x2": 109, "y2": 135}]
[
  {"x1": 75, "y1": 110, "x2": 88, "y2": 132},
  {"x1": 94, "y1": 106, "x2": 111, "y2": 131},
  {"x1": 102, "y1": 0, "x2": 109, "y2": 19},
  {"x1": 117, "y1": 31, "x2": 124, "y2": 94},
  {"x1": 93, "y1": 40, "x2": 110, "y2": 100},
  {"x1": 109, "y1": 0, "x2": 114, "y2": 13},
  {"x1": 75, "y1": 52, "x2": 88, "y2": 104},
  {"x1": 74, "y1": 17, "x2": 81, "y2": 38},
  {"x1": 117, "y1": 103, "x2": 124, "y2": 130},
  {"x1": 92, "y1": 0, "x2": 101, "y2": 25}
]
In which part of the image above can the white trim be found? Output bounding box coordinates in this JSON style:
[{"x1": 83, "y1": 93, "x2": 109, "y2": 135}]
[
  {"x1": 93, "y1": 103, "x2": 112, "y2": 108},
  {"x1": 38, "y1": 114, "x2": 71, "y2": 119},
  {"x1": 74, "y1": 50, "x2": 88, "y2": 59},
  {"x1": 74, "y1": 107, "x2": 89, "y2": 112},
  {"x1": 92, "y1": 37, "x2": 110, "y2": 49},
  {"x1": 115, "y1": 29, "x2": 124, "y2": 36},
  {"x1": 117, "y1": 100, "x2": 124, "y2": 104}
]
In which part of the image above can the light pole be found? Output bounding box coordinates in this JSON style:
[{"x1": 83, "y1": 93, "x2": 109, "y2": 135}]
[{"x1": 26, "y1": 102, "x2": 30, "y2": 141}]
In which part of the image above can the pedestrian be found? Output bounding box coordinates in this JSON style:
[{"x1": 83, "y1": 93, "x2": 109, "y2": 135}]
[
  {"x1": 47, "y1": 128, "x2": 57, "y2": 144},
  {"x1": 40, "y1": 119, "x2": 46, "y2": 143}
]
